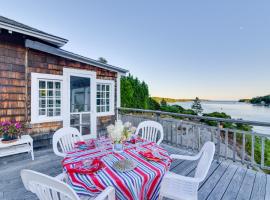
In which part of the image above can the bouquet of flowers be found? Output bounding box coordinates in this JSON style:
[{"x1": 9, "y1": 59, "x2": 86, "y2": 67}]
[
  {"x1": 107, "y1": 120, "x2": 136, "y2": 144},
  {"x1": 0, "y1": 120, "x2": 24, "y2": 141}
]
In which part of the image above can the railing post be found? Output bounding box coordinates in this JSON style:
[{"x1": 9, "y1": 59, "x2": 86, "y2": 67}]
[
  {"x1": 241, "y1": 133, "x2": 245, "y2": 165},
  {"x1": 261, "y1": 137, "x2": 265, "y2": 169},
  {"x1": 217, "y1": 122, "x2": 221, "y2": 163},
  {"x1": 233, "y1": 131, "x2": 236, "y2": 162},
  {"x1": 156, "y1": 112, "x2": 160, "y2": 122}
]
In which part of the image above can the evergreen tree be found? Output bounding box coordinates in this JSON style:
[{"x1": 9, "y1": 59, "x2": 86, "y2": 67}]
[
  {"x1": 160, "y1": 99, "x2": 167, "y2": 107},
  {"x1": 191, "y1": 97, "x2": 203, "y2": 114}
]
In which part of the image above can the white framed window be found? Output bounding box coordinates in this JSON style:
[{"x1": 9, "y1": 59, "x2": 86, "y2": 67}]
[
  {"x1": 31, "y1": 73, "x2": 63, "y2": 123},
  {"x1": 96, "y1": 79, "x2": 115, "y2": 116}
]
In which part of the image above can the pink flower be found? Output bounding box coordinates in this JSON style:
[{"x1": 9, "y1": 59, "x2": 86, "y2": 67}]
[{"x1": 15, "y1": 122, "x2": 22, "y2": 129}]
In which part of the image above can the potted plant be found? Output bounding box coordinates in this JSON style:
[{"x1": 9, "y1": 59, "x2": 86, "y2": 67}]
[
  {"x1": 0, "y1": 120, "x2": 24, "y2": 143},
  {"x1": 107, "y1": 120, "x2": 136, "y2": 152}
]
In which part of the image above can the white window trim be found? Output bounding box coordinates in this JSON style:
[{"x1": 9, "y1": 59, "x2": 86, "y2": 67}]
[
  {"x1": 31, "y1": 72, "x2": 63, "y2": 124},
  {"x1": 96, "y1": 79, "x2": 115, "y2": 117}
]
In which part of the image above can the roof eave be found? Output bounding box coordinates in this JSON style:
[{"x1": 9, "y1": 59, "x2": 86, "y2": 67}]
[
  {"x1": 25, "y1": 39, "x2": 129, "y2": 74},
  {"x1": 0, "y1": 22, "x2": 68, "y2": 47}
]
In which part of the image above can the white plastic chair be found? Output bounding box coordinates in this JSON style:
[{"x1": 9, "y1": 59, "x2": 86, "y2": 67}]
[
  {"x1": 135, "y1": 120, "x2": 164, "y2": 145},
  {"x1": 53, "y1": 127, "x2": 83, "y2": 157},
  {"x1": 21, "y1": 169, "x2": 115, "y2": 200},
  {"x1": 159, "y1": 141, "x2": 215, "y2": 200}
]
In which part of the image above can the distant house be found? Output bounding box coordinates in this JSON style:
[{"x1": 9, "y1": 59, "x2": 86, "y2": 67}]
[{"x1": 0, "y1": 16, "x2": 128, "y2": 141}]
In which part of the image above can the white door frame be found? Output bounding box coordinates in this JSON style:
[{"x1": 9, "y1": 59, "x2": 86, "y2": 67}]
[{"x1": 63, "y1": 68, "x2": 97, "y2": 139}]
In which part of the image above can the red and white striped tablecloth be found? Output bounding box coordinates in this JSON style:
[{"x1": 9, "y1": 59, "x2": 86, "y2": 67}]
[{"x1": 62, "y1": 138, "x2": 172, "y2": 200}]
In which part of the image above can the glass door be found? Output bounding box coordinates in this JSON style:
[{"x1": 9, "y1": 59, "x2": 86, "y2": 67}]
[{"x1": 63, "y1": 69, "x2": 96, "y2": 139}]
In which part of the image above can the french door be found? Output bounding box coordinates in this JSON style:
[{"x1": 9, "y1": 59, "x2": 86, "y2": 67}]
[{"x1": 63, "y1": 68, "x2": 97, "y2": 139}]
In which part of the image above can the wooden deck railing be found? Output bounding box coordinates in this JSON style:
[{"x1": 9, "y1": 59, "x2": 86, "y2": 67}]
[{"x1": 117, "y1": 107, "x2": 270, "y2": 171}]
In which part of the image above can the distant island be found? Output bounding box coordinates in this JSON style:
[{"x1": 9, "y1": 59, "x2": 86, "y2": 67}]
[
  {"x1": 239, "y1": 94, "x2": 270, "y2": 106},
  {"x1": 152, "y1": 97, "x2": 209, "y2": 103},
  {"x1": 152, "y1": 97, "x2": 194, "y2": 103}
]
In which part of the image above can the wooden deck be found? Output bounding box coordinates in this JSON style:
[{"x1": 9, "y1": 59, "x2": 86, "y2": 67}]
[{"x1": 0, "y1": 144, "x2": 269, "y2": 200}]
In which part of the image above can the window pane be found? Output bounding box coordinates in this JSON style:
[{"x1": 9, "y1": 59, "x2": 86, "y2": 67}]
[
  {"x1": 55, "y1": 108, "x2": 61, "y2": 116},
  {"x1": 47, "y1": 90, "x2": 53, "y2": 97},
  {"x1": 106, "y1": 92, "x2": 110, "y2": 98},
  {"x1": 97, "y1": 92, "x2": 100, "y2": 98},
  {"x1": 101, "y1": 106, "x2": 105, "y2": 112},
  {"x1": 97, "y1": 99, "x2": 100, "y2": 105},
  {"x1": 97, "y1": 84, "x2": 100, "y2": 91},
  {"x1": 39, "y1": 90, "x2": 46, "y2": 98},
  {"x1": 106, "y1": 99, "x2": 110, "y2": 105},
  {"x1": 97, "y1": 106, "x2": 100, "y2": 112},
  {"x1": 47, "y1": 81, "x2": 53, "y2": 89},
  {"x1": 55, "y1": 99, "x2": 61, "y2": 107},
  {"x1": 102, "y1": 85, "x2": 105, "y2": 91},
  {"x1": 39, "y1": 81, "x2": 46, "y2": 89},
  {"x1": 70, "y1": 114, "x2": 80, "y2": 126},
  {"x1": 106, "y1": 105, "x2": 110, "y2": 112},
  {"x1": 55, "y1": 82, "x2": 61, "y2": 89},
  {"x1": 39, "y1": 109, "x2": 46, "y2": 115},
  {"x1": 47, "y1": 109, "x2": 54, "y2": 116},
  {"x1": 47, "y1": 99, "x2": 54, "y2": 107},
  {"x1": 39, "y1": 99, "x2": 46, "y2": 108},
  {"x1": 106, "y1": 85, "x2": 110, "y2": 91},
  {"x1": 55, "y1": 90, "x2": 61, "y2": 97}
]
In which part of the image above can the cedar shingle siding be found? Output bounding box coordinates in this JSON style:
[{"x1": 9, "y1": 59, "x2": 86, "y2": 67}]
[{"x1": 0, "y1": 32, "x2": 117, "y2": 135}]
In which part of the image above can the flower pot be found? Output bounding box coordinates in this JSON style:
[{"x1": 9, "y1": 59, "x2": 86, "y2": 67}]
[
  {"x1": 113, "y1": 143, "x2": 124, "y2": 153},
  {"x1": 2, "y1": 134, "x2": 18, "y2": 142}
]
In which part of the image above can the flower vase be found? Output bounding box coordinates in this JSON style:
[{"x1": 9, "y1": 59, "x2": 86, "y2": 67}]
[{"x1": 113, "y1": 143, "x2": 124, "y2": 153}]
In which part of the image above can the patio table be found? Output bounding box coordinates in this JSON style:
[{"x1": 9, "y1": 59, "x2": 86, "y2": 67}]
[{"x1": 62, "y1": 138, "x2": 172, "y2": 200}]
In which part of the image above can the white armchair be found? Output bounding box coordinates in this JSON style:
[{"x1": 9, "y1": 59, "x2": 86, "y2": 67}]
[
  {"x1": 21, "y1": 169, "x2": 115, "y2": 200},
  {"x1": 53, "y1": 127, "x2": 83, "y2": 157},
  {"x1": 135, "y1": 120, "x2": 164, "y2": 145},
  {"x1": 159, "y1": 141, "x2": 215, "y2": 200}
]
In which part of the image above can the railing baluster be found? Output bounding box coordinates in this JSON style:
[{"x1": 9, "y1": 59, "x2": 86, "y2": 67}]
[
  {"x1": 251, "y1": 134, "x2": 254, "y2": 167},
  {"x1": 261, "y1": 137, "x2": 265, "y2": 169},
  {"x1": 170, "y1": 122, "x2": 173, "y2": 145},
  {"x1": 198, "y1": 126, "x2": 201, "y2": 150},
  {"x1": 241, "y1": 133, "x2": 245, "y2": 165},
  {"x1": 217, "y1": 123, "x2": 221, "y2": 163},
  {"x1": 225, "y1": 129, "x2": 228, "y2": 160},
  {"x1": 233, "y1": 131, "x2": 236, "y2": 162}
]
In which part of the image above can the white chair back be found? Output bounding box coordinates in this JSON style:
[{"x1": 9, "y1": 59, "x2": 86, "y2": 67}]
[
  {"x1": 21, "y1": 170, "x2": 115, "y2": 200},
  {"x1": 21, "y1": 169, "x2": 80, "y2": 200},
  {"x1": 194, "y1": 141, "x2": 215, "y2": 181},
  {"x1": 135, "y1": 121, "x2": 164, "y2": 145},
  {"x1": 53, "y1": 127, "x2": 83, "y2": 157}
]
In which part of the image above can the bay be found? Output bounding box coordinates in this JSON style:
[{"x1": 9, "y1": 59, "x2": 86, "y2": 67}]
[{"x1": 172, "y1": 101, "x2": 270, "y2": 135}]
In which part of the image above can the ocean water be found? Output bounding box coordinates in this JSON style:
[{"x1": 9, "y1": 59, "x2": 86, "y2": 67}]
[{"x1": 171, "y1": 101, "x2": 270, "y2": 135}]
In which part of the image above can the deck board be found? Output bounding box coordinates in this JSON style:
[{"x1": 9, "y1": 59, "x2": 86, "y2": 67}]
[
  {"x1": 250, "y1": 172, "x2": 267, "y2": 200},
  {"x1": 265, "y1": 175, "x2": 270, "y2": 200},
  {"x1": 236, "y1": 169, "x2": 256, "y2": 200},
  {"x1": 207, "y1": 164, "x2": 238, "y2": 200},
  {"x1": 0, "y1": 145, "x2": 269, "y2": 200},
  {"x1": 221, "y1": 167, "x2": 246, "y2": 200},
  {"x1": 198, "y1": 162, "x2": 230, "y2": 200}
]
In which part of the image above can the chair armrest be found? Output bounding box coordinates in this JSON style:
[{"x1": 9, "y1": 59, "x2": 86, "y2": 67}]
[
  {"x1": 164, "y1": 172, "x2": 201, "y2": 183},
  {"x1": 54, "y1": 173, "x2": 66, "y2": 182},
  {"x1": 95, "y1": 186, "x2": 115, "y2": 200},
  {"x1": 170, "y1": 153, "x2": 201, "y2": 161}
]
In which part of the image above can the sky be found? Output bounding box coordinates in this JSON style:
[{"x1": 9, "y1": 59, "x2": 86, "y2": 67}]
[{"x1": 1, "y1": 0, "x2": 270, "y2": 100}]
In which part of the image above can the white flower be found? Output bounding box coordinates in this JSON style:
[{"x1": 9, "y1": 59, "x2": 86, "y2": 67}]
[
  {"x1": 124, "y1": 122, "x2": 132, "y2": 128},
  {"x1": 130, "y1": 126, "x2": 137, "y2": 134}
]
